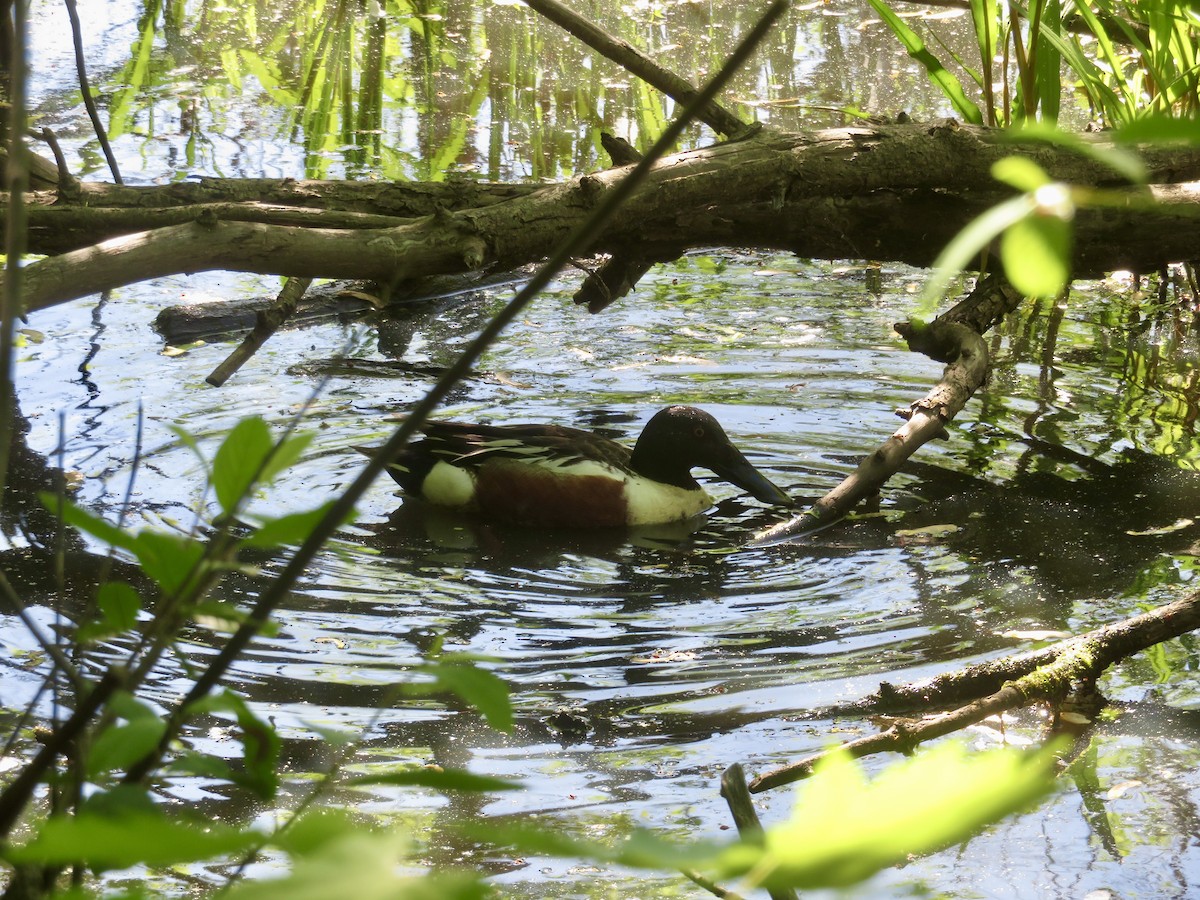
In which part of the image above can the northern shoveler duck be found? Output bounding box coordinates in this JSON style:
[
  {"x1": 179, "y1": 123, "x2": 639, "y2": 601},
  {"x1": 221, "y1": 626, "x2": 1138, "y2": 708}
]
[{"x1": 356, "y1": 405, "x2": 791, "y2": 527}]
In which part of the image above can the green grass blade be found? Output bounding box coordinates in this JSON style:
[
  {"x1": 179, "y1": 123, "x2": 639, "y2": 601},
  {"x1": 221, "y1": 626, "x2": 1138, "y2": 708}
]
[
  {"x1": 1036, "y1": 0, "x2": 1064, "y2": 121},
  {"x1": 969, "y1": 0, "x2": 998, "y2": 121},
  {"x1": 866, "y1": 0, "x2": 984, "y2": 124},
  {"x1": 1070, "y1": 0, "x2": 1141, "y2": 118}
]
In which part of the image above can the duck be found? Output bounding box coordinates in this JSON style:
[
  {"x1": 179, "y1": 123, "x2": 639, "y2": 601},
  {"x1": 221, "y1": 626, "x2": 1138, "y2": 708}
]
[{"x1": 356, "y1": 405, "x2": 792, "y2": 527}]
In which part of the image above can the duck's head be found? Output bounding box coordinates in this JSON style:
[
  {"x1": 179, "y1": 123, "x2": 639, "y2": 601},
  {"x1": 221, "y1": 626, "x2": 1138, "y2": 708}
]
[{"x1": 630, "y1": 406, "x2": 792, "y2": 506}]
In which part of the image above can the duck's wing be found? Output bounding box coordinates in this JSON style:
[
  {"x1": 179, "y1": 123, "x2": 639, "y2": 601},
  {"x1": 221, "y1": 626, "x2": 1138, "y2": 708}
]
[{"x1": 421, "y1": 421, "x2": 635, "y2": 473}]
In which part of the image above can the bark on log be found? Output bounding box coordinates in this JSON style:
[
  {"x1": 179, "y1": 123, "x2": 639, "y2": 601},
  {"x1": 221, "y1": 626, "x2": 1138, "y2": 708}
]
[{"x1": 11, "y1": 123, "x2": 1200, "y2": 313}]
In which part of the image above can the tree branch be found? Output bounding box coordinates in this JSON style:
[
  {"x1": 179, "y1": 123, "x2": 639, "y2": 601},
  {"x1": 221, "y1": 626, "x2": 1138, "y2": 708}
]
[
  {"x1": 523, "y1": 0, "x2": 752, "y2": 139},
  {"x1": 748, "y1": 589, "x2": 1200, "y2": 793},
  {"x1": 754, "y1": 275, "x2": 1017, "y2": 543}
]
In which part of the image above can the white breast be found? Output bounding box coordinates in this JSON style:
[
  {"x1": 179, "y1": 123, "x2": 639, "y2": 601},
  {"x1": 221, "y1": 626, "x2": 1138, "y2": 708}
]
[
  {"x1": 623, "y1": 476, "x2": 712, "y2": 525},
  {"x1": 422, "y1": 460, "x2": 478, "y2": 507}
]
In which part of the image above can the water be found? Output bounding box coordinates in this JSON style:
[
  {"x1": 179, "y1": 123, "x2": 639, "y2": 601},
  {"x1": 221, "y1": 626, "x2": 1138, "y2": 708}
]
[{"x1": 7, "y1": 1, "x2": 1200, "y2": 896}]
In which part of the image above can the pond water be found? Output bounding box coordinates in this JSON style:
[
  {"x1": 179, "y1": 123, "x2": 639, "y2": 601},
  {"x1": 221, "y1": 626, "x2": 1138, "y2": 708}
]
[{"x1": 8, "y1": 1, "x2": 1200, "y2": 897}]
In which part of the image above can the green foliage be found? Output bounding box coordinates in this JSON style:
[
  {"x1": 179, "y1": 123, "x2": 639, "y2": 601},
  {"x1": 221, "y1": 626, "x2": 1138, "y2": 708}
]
[
  {"x1": 1001, "y1": 121, "x2": 1148, "y2": 182},
  {"x1": 126, "y1": 529, "x2": 209, "y2": 595},
  {"x1": 222, "y1": 831, "x2": 488, "y2": 900},
  {"x1": 190, "y1": 691, "x2": 283, "y2": 800},
  {"x1": 870, "y1": 0, "x2": 1200, "y2": 127},
  {"x1": 716, "y1": 744, "x2": 1056, "y2": 891},
  {"x1": 6, "y1": 416, "x2": 534, "y2": 895},
  {"x1": 1001, "y1": 206, "x2": 1072, "y2": 297},
  {"x1": 1116, "y1": 113, "x2": 1200, "y2": 143},
  {"x1": 40, "y1": 493, "x2": 207, "y2": 594},
  {"x1": 6, "y1": 810, "x2": 259, "y2": 871},
  {"x1": 212, "y1": 417, "x2": 313, "y2": 517},
  {"x1": 95, "y1": 582, "x2": 141, "y2": 632},
  {"x1": 241, "y1": 501, "x2": 350, "y2": 549},
  {"x1": 481, "y1": 743, "x2": 1057, "y2": 892},
  {"x1": 75, "y1": 581, "x2": 143, "y2": 642},
  {"x1": 1063, "y1": 0, "x2": 1200, "y2": 124},
  {"x1": 919, "y1": 127, "x2": 1156, "y2": 305},
  {"x1": 85, "y1": 694, "x2": 166, "y2": 779},
  {"x1": 472, "y1": 820, "x2": 721, "y2": 871}
]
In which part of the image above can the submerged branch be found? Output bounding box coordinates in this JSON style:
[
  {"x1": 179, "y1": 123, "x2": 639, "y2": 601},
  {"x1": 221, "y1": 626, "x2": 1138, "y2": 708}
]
[
  {"x1": 718, "y1": 765, "x2": 799, "y2": 900},
  {"x1": 748, "y1": 589, "x2": 1200, "y2": 793},
  {"x1": 753, "y1": 275, "x2": 1017, "y2": 543}
]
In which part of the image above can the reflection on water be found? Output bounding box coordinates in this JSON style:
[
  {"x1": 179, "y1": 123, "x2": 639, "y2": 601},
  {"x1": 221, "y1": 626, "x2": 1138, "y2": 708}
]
[
  {"x1": 11, "y1": 253, "x2": 1200, "y2": 895},
  {"x1": 33, "y1": 0, "x2": 1004, "y2": 182}
]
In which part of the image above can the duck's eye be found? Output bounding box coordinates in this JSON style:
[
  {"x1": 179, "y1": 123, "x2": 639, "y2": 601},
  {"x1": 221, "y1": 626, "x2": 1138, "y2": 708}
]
[{"x1": 693, "y1": 426, "x2": 706, "y2": 439}]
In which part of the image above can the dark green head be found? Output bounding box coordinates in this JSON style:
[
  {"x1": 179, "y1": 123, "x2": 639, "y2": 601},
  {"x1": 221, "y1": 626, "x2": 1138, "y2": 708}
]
[{"x1": 629, "y1": 406, "x2": 792, "y2": 506}]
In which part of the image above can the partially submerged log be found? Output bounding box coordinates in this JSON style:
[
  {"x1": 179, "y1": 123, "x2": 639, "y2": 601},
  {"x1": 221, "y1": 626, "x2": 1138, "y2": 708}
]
[{"x1": 153, "y1": 265, "x2": 540, "y2": 344}]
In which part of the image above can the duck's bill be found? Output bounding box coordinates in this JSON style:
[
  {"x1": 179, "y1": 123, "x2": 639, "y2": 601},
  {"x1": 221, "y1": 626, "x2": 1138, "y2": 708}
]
[{"x1": 712, "y1": 453, "x2": 793, "y2": 507}]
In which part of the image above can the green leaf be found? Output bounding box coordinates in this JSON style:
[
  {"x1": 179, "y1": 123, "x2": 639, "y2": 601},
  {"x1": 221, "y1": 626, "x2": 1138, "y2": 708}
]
[
  {"x1": 1034, "y1": 0, "x2": 1063, "y2": 122},
  {"x1": 991, "y1": 156, "x2": 1051, "y2": 192},
  {"x1": 918, "y1": 194, "x2": 1031, "y2": 311},
  {"x1": 405, "y1": 660, "x2": 513, "y2": 732},
  {"x1": 190, "y1": 690, "x2": 281, "y2": 799},
  {"x1": 212, "y1": 417, "x2": 274, "y2": 514},
  {"x1": 864, "y1": 0, "x2": 983, "y2": 124},
  {"x1": 227, "y1": 831, "x2": 486, "y2": 900},
  {"x1": 165, "y1": 423, "x2": 210, "y2": 477},
  {"x1": 211, "y1": 418, "x2": 312, "y2": 516},
  {"x1": 1003, "y1": 122, "x2": 1147, "y2": 183},
  {"x1": 130, "y1": 530, "x2": 207, "y2": 595},
  {"x1": 8, "y1": 813, "x2": 258, "y2": 870},
  {"x1": 1001, "y1": 209, "x2": 1072, "y2": 297},
  {"x1": 86, "y1": 717, "x2": 167, "y2": 778},
  {"x1": 968, "y1": 0, "x2": 996, "y2": 90},
  {"x1": 471, "y1": 821, "x2": 718, "y2": 870},
  {"x1": 259, "y1": 431, "x2": 314, "y2": 486},
  {"x1": 1117, "y1": 115, "x2": 1200, "y2": 145},
  {"x1": 97, "y1": 582, "x2": 141, "y2": 632},
  {"x1": 78, "y1": 785, "x2": 158, "y2": 818},
  {"x1": 346, "y1": 767, "x2": 522, "y2": 793},
  {"x1": 107, "y1": 691, "x2": 160, "y2": 722},
  {"x1": 717, "y1": 744, "x2": 1056, "y2": 891},
  {"x1": 1067, "y1": 1, "x2": 1142, "y2": 118},
  {"x1": 272, "y1": 809, "x2": 365, "y2": 858},
  {"x1": 164, "y1": 750, "x2": 236, "y2": 782},
  {"x1": 242, "y1": 501, "x2": 353, "y2": 549}
]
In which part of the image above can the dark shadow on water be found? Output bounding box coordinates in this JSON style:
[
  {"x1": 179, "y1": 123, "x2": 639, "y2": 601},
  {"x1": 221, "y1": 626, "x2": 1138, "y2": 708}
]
[{"x1": 895, "y1": 448, "x2": 1200, "y2": 599}]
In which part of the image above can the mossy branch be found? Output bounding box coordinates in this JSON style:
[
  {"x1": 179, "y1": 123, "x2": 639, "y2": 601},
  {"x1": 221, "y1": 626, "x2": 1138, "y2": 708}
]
[{"x1": 748, "y1": 589, "x2": 1200, "y2": 793}]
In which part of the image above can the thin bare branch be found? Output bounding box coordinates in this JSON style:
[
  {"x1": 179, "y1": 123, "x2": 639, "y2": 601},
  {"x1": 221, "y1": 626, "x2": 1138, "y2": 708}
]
[
  {"x1": 207, "y1": 277, "x2": 314, "y2": 386},
  {"x1": 523, "y1": 0, "x2": 752, "y2": 138}
]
